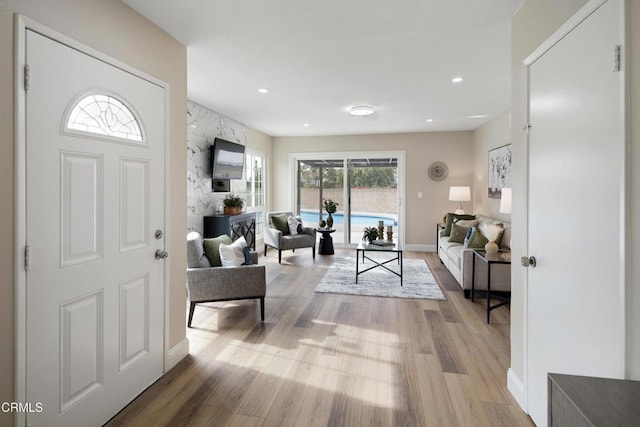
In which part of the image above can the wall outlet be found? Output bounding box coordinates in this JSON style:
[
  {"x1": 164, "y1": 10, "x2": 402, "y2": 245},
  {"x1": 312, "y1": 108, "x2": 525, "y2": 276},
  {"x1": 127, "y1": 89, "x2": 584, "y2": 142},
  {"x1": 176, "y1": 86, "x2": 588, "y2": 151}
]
[{"x1": 418, "y1": 191, "x2": 423, "y2": 199}]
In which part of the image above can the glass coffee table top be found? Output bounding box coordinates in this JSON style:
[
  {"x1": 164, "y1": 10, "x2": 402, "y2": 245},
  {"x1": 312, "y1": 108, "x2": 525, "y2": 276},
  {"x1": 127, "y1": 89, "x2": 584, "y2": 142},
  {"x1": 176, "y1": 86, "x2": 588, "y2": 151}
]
[{"x1": 356, "y1": 240, "x2": 402, "y2": 252}]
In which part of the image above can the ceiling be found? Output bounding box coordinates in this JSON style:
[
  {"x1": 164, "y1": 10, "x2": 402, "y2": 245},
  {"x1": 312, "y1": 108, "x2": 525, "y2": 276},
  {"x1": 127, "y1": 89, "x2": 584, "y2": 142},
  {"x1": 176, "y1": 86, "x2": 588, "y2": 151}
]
[{"x1": 122, "y1": 0, "x2": 524, "y2": 137}]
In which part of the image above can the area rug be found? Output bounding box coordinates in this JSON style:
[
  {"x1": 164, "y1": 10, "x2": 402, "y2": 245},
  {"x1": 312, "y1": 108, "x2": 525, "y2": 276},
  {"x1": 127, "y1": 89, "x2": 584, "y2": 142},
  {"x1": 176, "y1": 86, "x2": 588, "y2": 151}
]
[{"x1": 314, "y1": 256, "x2": 446, "y2": 300}]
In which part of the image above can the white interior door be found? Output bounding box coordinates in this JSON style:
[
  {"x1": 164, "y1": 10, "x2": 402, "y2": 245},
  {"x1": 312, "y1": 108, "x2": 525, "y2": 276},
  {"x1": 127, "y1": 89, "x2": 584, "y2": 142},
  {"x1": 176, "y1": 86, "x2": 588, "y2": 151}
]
[
  {"x1": 526, "y1": 1, "x2": 625, "y2": 425},
  {"x1": 25, "y1": 30, "x2": 166, "y2": 426}
]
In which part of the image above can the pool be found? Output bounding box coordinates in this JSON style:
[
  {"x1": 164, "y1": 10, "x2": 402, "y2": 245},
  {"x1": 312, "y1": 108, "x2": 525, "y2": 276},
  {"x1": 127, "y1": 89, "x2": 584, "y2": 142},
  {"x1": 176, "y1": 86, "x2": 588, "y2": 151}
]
[{"x1": 300, "y1": 210, "x2": 397, "y2": 226}]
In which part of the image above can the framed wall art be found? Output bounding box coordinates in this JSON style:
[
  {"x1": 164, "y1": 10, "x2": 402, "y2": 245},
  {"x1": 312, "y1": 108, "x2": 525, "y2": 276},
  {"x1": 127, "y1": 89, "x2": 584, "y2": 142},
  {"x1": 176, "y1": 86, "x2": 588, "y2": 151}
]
[{"x1": 488, "y1": 144, "x2": 511, "y2": 198}]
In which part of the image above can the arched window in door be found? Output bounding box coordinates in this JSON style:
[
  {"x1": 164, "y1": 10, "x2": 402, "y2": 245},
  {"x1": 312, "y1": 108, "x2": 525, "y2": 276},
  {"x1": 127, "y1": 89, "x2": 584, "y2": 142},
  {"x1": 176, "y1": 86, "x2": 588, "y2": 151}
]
[{"x1": 65, "y1": 93, "x2": 144, "y2": 142}]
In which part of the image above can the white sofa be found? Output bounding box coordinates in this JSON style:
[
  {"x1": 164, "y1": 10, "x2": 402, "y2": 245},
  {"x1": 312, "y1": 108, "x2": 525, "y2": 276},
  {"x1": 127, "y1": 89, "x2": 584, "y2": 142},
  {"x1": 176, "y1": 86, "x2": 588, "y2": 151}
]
[{"x1": 438, "y1": 214, "x2": 511, "y2": 298}]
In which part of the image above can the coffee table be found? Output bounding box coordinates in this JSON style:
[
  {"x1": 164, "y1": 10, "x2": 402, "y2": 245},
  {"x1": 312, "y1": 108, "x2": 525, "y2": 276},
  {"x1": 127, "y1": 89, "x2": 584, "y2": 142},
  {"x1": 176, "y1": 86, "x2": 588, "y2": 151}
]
[{"x1": 356, "y1": 240, "x2": 403, "y2": 285}]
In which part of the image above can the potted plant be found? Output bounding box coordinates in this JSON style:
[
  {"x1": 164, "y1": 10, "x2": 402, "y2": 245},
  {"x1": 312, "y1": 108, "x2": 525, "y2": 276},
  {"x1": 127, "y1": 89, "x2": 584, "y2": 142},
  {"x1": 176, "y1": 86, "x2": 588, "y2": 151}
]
[
  {"x1": 223, "y1": 194, "x2": 244, "y2": 215},
  {"x1": 362, "y1": 226, "x2": 378, "y2": 243},
  {"x1": 323, "y1": 198, "x2": 338, "y2": 229}
]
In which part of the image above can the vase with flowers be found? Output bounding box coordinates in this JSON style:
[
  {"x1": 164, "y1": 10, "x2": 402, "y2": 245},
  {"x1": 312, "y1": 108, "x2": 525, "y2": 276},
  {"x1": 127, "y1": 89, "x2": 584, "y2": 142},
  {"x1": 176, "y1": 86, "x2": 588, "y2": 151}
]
[{"x1": 323, "y1": 198, "x2": 338, "y2": 229}]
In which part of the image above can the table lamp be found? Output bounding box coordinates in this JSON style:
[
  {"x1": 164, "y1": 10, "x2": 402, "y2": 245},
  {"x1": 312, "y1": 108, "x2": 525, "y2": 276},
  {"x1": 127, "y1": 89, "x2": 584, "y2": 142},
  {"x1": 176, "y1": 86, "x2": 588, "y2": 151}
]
[{"x1": 449, "y1": 186, "x2": 471, "y2": 214}]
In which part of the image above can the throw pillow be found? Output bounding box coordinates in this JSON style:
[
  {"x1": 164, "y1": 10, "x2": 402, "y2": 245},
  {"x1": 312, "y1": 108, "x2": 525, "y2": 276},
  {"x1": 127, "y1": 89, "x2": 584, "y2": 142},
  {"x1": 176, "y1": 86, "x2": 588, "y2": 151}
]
[
  {"x1": 464, "y1": 226, "x2": 473, "y2": 242},
  {"x1": 448, "y1": 223, "x2": 469, "y2": 244},
  {"x1": 219, "y1": 236, "x2": 248, "y2": 267},
  {"x1": 242, "y1": 246, "x2": 252, "y2": 265},
  {"x1": 443, "y1": 213, "x2": 476, "y2": 236},
  {"x1": 466, "y1": 227, "x2": 489, "y2": 249},
  {"x1": 454, "y1": 219, "x2": 479, "y2": 228},
  {"x1": 202, "y1": 234, "x2": 233, "y2": 267},
  {"x1": 479, "y1": 222, "x2": 505, "y2": 244},
  {"x1": 287, "y1": 215, "x2": 302, "y2": 235},
  {"x1": 271, "y1": 213, "x2": 290, "y2": 235}
]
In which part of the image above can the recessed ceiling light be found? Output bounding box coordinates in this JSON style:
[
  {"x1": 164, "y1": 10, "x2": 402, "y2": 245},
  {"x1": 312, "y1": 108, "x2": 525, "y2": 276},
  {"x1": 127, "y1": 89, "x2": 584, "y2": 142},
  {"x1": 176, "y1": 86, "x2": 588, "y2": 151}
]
[
  {"x1": 426, "y1": 119, "x2": 434, "y2": 123},
  {"x1": 303, "y1": 123, "x2": 309, "y2": 127},
  {"x1": 349, "y1": 105, "x2": 374, "y2": 116},
  {"x1": 452, "y1": 77, "x2": 463, "y2": 83},
  {"x1": 257, "y1": 88, "x2": 268, "y2": 94},
  {"x1": 467, "y1": 115, "x2": 488, "y2": 118}
]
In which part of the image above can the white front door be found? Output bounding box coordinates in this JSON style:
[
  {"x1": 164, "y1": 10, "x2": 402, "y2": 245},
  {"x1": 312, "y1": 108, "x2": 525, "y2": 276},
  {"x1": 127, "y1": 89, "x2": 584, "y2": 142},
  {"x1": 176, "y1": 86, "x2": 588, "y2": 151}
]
[
  {"x1": 25, "y1": 30, "x2": 166, "y2": 426},
  {"x1": 526, "y1": 1, "x2": 625, "y2": 425}
]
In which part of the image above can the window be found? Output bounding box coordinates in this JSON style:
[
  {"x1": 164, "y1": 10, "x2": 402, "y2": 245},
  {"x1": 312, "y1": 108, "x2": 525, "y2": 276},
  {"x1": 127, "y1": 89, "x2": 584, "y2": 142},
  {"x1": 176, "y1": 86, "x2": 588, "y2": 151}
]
[
  {"x1": 244, "y1": 151, "x2": 266, "y2": 237},
  {"x1": 66, "y1": 93, "x2": 143, "y2": 142}
]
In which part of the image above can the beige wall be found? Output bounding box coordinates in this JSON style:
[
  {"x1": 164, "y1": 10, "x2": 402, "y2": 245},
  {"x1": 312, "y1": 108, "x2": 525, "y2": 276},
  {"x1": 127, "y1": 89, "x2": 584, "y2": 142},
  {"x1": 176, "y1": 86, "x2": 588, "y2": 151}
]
[
  {"x1": 0, "y1": 0, "x2": 187, "y2": 420},
  {"x1": 272, "y1": 131, "x2": 474, "y2": 248},
  {"x1": 472, "y1": 110, "x2": 512, "y2": 222},
  {"x1": 509, "y1": 0, "x2": 590, "y2": 394}
]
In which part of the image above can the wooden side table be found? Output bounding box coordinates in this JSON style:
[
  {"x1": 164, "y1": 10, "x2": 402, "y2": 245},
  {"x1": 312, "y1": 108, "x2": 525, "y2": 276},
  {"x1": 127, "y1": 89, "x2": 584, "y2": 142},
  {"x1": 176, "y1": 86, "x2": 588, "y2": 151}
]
[{"x1": 471, "y1": 250, "x2": 511, "y2": 323}]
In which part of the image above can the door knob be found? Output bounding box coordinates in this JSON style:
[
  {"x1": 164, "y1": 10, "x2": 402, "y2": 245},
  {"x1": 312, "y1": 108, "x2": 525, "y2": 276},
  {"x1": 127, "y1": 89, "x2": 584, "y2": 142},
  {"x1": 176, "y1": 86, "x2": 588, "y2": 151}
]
[
  {"x1": 155, "y1": 250, "x2": 169, "y2": 259},
  {"x1": 520, "y1": 256, "x2": 536, "y2": 268}
]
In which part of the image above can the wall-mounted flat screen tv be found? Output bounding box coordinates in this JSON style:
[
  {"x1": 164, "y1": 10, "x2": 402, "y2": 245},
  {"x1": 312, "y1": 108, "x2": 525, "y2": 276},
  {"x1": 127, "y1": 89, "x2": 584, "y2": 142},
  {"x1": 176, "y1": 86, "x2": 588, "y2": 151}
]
[{"x1": 211, "y1": 138, "x2": 245, "y2": 179}]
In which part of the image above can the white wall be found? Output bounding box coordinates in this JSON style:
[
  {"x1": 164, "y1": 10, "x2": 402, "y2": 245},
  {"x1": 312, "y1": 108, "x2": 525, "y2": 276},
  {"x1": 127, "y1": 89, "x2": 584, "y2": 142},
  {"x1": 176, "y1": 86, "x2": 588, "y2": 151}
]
[
  {"x1": 272, "y1": 131, "x2": 474, "y2": 249},
  {"x1": 472, "y1": 110, "x2": 512, "y2": 222},
  {"x1": 628, "y1": 0, "x2": 640, "y2": 380}
]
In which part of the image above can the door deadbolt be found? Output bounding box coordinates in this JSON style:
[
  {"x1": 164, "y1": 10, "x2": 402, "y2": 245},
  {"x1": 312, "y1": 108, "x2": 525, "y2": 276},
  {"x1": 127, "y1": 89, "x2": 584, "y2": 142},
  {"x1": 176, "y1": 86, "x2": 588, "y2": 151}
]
[
  {"x1": 155, "y1": 250, "x2": 169, "y2": 259},
  {"x1": 155, "y1": 229, "x2": 163, "y2": 240},
  {"x1": 520, "y1": 256, "x2": 536, "y2": 268}
]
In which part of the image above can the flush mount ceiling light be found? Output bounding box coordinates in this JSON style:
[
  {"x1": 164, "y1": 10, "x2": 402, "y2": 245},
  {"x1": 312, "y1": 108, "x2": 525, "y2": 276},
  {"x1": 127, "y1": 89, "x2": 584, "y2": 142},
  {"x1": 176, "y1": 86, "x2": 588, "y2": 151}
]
[
  {"x1": 452, "y1": 77, "x2": 463, "y2": 83},
  {"x1": 427, "y1": 119, "x2": 434, "y2": 123},
  {"x1": 349, "y1": 105, "x2": 374, "y2": 116}
]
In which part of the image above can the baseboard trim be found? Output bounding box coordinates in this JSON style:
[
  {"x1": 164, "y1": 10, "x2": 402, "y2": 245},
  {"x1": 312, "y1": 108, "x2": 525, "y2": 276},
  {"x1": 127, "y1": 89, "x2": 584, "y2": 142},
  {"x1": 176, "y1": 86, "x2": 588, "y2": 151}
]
[
  {"x1": 166, "y1": 338, "x2": 189, "y2": 371},
  {"x1": 507, "y1": 368, "x2": 526, "y2": 411},
  {"x1": 405, "y1": 244, "x2": 436, "y2": 252}
]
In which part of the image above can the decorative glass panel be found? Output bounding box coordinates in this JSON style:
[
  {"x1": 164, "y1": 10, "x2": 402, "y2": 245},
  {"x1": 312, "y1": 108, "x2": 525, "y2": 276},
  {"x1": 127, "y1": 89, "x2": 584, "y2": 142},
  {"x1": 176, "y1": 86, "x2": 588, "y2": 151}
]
[{"x1": 67, "y1": 94, "x2": 143, "y2": 142}]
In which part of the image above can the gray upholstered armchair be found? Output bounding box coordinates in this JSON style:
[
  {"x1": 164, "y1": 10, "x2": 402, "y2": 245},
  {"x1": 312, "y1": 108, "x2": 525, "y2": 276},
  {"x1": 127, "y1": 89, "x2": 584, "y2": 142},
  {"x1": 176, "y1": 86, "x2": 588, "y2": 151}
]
[
  {"x1": 186, "y1": 232, "x2": 266, "y2": 327},
  {"x1": 264, "y1": 211, "x2": 316, "y2": 263}
]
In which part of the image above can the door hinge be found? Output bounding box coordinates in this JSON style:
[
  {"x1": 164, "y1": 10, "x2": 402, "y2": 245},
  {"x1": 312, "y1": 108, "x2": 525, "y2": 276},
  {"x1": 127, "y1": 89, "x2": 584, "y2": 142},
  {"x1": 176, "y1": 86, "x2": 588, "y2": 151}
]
[
  {"x1": 24, "y1": 64, "x2": 30, "y2": 91},
  {"x1": 613, "y1": 45, "x2": 621, "y2": 72},
  {"x1": 25, "y1": 245, "x2": 30, "y2": 271}
]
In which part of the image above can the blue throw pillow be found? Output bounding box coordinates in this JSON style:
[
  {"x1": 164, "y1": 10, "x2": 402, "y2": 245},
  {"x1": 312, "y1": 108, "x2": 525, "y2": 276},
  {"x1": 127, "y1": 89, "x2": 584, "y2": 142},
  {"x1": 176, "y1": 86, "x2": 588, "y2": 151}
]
[{"x1": 242, "y1": 246, "x2": 252, "y2": 265}]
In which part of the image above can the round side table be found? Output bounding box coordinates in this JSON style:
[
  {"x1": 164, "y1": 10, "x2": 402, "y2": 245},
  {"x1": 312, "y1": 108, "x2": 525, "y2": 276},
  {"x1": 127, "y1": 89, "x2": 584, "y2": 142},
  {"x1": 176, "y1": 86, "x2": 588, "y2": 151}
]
[{"x1": 316, "y1": 228, "x2": 336, "y2": 255}]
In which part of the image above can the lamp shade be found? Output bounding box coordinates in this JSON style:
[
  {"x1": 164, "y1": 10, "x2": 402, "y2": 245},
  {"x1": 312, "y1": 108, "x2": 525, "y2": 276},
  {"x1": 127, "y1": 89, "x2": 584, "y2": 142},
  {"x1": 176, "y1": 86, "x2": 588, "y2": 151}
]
[
  {"x1": 500, "y1": 188, "x2": 512, "y2": 214},
  {"x1": 449, "y1": 186, "x2": 471, "y2": 214},
  {"x1": 449, "y1": 186, "x2": 471, "y2": 202}
]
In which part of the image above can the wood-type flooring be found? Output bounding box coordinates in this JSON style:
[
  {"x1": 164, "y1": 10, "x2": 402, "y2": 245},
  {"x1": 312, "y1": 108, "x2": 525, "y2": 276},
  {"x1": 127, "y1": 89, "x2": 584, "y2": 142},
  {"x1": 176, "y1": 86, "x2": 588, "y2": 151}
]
[{"x1": 106, "y1": 249, "x2": 533, "y2": 426}]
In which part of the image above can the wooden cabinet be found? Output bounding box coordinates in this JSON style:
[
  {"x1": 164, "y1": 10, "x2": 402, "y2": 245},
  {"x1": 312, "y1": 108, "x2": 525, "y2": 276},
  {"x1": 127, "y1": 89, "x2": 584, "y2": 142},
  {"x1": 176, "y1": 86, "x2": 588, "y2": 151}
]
[
  {"x1": 548, "y1": 373, "x2": 640, "y2": 426},
  {"x1": 203, "y1": 212, "x2": 256, "y2": 250}
]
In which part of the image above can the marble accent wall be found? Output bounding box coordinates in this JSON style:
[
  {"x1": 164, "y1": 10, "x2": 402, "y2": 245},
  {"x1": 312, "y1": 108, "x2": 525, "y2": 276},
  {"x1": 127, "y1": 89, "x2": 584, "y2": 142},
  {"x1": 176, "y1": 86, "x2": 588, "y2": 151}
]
[{"x1": 187, "y1": 100, "x2": 247, "y2": 234}]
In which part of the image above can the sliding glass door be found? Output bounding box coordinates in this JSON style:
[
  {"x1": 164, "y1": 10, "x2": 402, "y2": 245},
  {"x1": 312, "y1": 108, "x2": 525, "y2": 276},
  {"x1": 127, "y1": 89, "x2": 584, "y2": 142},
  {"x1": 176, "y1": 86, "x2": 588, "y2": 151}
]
[
  {"x1": 298, "y1": 159, "x2": 346, "y2": 243},
  {"x1": 347, "y1": 158, "x2": 398, "y2": 244},
  {"x1": 296, "y1": 153, "x2": 401, "y2": 246}
]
